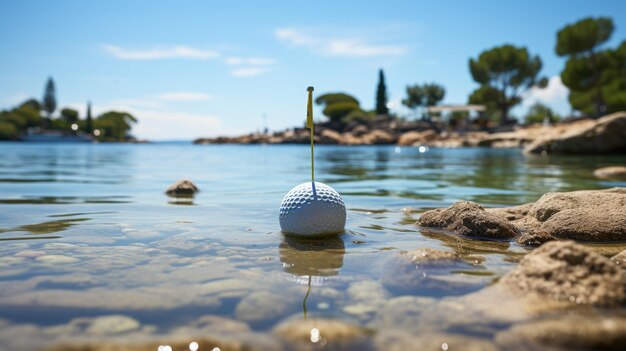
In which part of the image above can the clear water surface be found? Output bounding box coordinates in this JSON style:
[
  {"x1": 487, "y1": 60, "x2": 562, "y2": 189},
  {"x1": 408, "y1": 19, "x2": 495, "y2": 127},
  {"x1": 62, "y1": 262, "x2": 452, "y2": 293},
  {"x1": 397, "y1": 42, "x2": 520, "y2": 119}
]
[{"x1": 1, "y1": 143, "x2": 625, "y2": 350}]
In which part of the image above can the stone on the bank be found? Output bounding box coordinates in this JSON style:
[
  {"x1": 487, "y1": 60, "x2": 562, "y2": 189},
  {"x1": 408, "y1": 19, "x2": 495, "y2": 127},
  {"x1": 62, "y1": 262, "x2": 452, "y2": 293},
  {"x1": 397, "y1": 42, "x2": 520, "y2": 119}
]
[
  {"x1": 500, "y1": 241, "x2": 626, "y2": 306},
  {"x1": 418, "y1": 201, "x2": 519, "y2": 239},
  {"x1": 361, "y1": 130, "x2": 395, "y2": 145},
  {"x1": 524, "y1": 111, "x2": 626, "y2": 154},
  {"x1": 397, "y1": 130, "x2": 438, "y2": 146},
  {"x1": 165, "y1": 179, "x2": 199, "y2": 197},
  {"x1": 594, "y1": 166, "x2": 626, "y2": 179},
  {"x1": 320, "y1": 129, "x2": 342, "y2": 144}
]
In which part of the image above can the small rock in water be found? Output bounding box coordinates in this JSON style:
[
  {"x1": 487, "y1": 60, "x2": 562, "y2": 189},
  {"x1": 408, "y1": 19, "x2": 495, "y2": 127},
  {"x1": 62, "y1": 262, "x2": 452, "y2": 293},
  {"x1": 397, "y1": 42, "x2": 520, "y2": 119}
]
[
  {"x1": 417, "y1": 201, "x2": 519, "y2": 239},
  {"x1": 165, "y1": 179, "x2": 199, "y2": 197},
  {"x1": 593, "y1": 166, "x2": 626, "y2": 179},
  {"x1": 500, "y1": 241, "x2": 626, "y2": 306}
]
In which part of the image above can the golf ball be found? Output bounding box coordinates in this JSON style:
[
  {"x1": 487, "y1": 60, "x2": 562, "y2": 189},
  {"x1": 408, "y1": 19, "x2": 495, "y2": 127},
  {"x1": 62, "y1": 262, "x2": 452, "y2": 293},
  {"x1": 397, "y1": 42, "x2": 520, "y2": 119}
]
[{"x1": 279, "y1": 182, "x2": 346, "y2": 236}]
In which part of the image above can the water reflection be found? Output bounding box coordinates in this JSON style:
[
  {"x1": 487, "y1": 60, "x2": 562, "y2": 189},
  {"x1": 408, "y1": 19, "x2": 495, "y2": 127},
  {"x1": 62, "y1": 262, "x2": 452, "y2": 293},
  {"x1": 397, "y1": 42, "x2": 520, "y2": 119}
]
[
  {"x1": 0, "y1": 196, "x2": 131, "y2": 205},
  {"x1": 279, "y1": 234, "x2": 345, "y2": 280},
  {"x1": 168, "y1": 197, "x2": 196, "y2": 206},
  {"x1": 0, "y1": 218, "x2": 88, "y2": 235},
  {"x1": 279, "y1": 234, "x2": 346, "y2": 320}
]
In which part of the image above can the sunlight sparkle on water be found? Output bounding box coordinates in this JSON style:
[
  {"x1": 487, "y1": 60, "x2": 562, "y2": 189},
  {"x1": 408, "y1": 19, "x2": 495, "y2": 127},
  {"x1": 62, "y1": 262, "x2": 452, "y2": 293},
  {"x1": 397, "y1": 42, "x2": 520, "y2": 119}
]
[{"x1": 310, "y1": 327, "x2": 321, "y2": 343}]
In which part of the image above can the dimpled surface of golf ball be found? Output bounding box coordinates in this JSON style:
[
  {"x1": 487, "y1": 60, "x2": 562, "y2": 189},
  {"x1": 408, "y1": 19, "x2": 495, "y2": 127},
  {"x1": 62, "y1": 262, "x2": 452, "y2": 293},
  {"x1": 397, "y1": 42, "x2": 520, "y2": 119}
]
[{"x1": 279, "y1": 182, "x2": 346, "y2": 236}]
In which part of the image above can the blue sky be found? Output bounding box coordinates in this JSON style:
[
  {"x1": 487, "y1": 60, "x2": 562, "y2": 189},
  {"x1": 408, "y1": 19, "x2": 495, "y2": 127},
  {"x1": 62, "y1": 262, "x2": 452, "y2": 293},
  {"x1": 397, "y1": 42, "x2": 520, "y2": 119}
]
[{"x1": 1, "y1": 0, "x2": 625, "y2": 140}]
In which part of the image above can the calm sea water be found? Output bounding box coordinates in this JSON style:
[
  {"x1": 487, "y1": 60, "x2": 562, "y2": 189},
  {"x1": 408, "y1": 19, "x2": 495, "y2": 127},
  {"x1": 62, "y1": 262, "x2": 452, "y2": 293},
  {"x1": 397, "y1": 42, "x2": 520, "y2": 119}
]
[{"x1": 1, "y1": 143, "x2": 625, "y2": 350}]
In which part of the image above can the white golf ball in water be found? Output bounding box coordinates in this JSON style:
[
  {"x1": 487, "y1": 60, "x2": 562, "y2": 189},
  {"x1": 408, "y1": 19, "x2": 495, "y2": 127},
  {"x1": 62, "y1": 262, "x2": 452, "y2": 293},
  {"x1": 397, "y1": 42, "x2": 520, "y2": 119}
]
[{"x1": 279, "y1": 182, "x2": 346, "y2": 236}]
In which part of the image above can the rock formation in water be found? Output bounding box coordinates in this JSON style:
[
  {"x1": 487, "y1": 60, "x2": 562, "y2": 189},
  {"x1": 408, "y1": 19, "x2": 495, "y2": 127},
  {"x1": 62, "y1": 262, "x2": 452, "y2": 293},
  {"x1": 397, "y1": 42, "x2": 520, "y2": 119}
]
[
  {"x1": 417, "y1": 201, "x2": 519, "y2": 239},
  {"x1": 418, "y1": 188, "x2": 626, "y2": 243},
  {"x1": 524, "y1": 111, "x2": 626, "y2": 154}
]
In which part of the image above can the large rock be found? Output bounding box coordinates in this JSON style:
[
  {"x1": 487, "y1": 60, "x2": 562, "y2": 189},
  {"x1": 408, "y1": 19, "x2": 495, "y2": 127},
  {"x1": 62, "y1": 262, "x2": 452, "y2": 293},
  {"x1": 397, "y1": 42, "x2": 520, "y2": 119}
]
[
  {"x1": 516, "y1": 188, "x2": 626, "y2": 241},
  {"x1": 500, "y1": 241, "x2": 626, "y2": 306},
  {"x1": 524, "y1": 112, "x2": 626, "y2": 154},
  {"x1": 319, "y1": 129, "x2": 342, "y2": 144},
  {"x1": 594, "y1": 166, "x2": 626, "y2": 179},
  {"x1": 397, "y1": 130, "x2": 438, "y2": 146},
  {"x1": 417, "y1": 201, "x2": 519, "y2": 239},
  {"x1": 361, "y1": 130, "x2": 396, "y2": 145}
]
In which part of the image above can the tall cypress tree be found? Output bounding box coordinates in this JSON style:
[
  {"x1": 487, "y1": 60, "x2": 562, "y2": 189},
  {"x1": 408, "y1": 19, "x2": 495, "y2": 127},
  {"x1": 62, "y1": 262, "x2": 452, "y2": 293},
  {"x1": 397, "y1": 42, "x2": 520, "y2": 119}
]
[
  {"x1": 42, "y1": 77, "x2": 56, "y2": 129},
  {"x1": 85, "y1": 101, "x2": 93, "y2": 133},
  {"x1": 375, "y1": 69, "x2": 389, "y2": 115}
]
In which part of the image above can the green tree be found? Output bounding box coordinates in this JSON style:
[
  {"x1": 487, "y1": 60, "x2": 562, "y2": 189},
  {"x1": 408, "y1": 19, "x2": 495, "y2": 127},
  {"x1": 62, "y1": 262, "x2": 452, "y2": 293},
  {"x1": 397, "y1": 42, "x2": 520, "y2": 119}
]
[
  {"x1": 315, "y1": 93, "x2": 361, "y2": 122},
  {"x1": 42, "y1": 77, "x2": 56, "y2": 118},
  {"x1": 402, "y1": 84, "x2": 425, "y2": 117},
  {"x1": 557, "y1": 17, "x2": 624, "y2": 116},
  {"x1": 85, "y1": 101, "x2": 93, "y2": 133},
  {"x1": 323, "y1": 101, "x2": 361, "y2": 122},
  {"x1": 375, "y1": 69, "x2": 389, "y2": 115},
  {"x1": 524, "y1": 102, "x2": 561, "y2": 125},
  {"x1": 468, "y1": 44, "x2": 547, "y2": 125},
  {"x1": 94, "y1": 111, "x2": 137, "y2": 141},
  {"x1": 14, "y1": 105, "x2": 42, "y2": 128},
  {"x1": 0, "y1": 121, "x2": 18, "y2": 140},
  {"x1": 402, "y1": 83, "x2": 445, "y2": 119},
  {"x1": 60, "y1": 108, "x2": 79, "y2": 124},
  {"x1": 423, "y1": 83, "x2": 445, "y2": 108},
  {"x1": 20, "y1": 99, "x2": 41, "y2": 111},
  {"x1": 603, "y1": 41, "x2": 626, "y2": 112}
]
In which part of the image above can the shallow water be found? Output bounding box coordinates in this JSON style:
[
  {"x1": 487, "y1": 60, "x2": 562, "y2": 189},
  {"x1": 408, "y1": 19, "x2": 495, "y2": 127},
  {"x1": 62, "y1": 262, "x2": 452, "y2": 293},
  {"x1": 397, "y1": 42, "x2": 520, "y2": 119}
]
[{"x1": 1, "y1": 143, "x2": 625, "y2": 350}]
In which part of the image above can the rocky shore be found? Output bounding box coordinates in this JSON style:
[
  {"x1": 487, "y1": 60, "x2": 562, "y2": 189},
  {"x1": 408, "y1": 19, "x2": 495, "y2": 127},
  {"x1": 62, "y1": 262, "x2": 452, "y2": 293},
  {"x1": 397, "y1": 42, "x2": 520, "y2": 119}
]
[
  {"x1": 418, "y1": 187, "x2": 626, "y2": 244},
  {"x1": 194, "y1": 111, "x2": 626, "y2": 154}
]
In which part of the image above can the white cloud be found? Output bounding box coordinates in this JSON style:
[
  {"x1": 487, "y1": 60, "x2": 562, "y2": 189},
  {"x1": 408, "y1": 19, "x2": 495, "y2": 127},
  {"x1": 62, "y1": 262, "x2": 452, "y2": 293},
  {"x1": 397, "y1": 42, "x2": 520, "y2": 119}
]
[
  {"x1": 275, "y1": 28, "x2": 316, "y2": 46},
  {"x1": 275, "y1": 27, "x2": 408, "y2": 57},
  {"x1": 1, "y1": 93, "x2": 29, "y2": 107},
  {"x1": 225, "y1": 56, "x2": 276, "y2": 66},
  {"x1": 523, "y1": 76, "x2": 568, "y2": 106},
  {"x1": 68, "y1": 101, "x2": 225, "y2": 140},
  {"x1": 230, "y1": 67, "x2": 271, "y2": 77},
  {"x1": 103, "y1": 44, "x2": 220, "y2": 60},
  {"x1": 158, "y1": 92, "x2": 213, "y2": 101}
]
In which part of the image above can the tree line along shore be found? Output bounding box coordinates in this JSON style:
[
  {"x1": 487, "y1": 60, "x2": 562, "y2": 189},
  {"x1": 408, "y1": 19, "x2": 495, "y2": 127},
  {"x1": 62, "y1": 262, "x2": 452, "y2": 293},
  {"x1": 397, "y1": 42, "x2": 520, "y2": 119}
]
[
  {"x1": 196, "y1": 16, "x2": 626, "y2": 151},
  {"x1": 0, "y1": 78, "x2": 138, "y2": 142}
]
